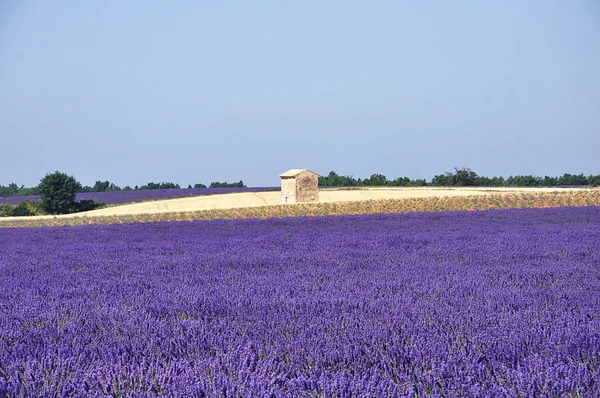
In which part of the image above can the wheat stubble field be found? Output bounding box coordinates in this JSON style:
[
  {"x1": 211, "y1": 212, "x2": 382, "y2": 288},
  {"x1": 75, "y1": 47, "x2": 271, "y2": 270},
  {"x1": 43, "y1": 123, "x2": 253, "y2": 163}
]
[
  {"x1": 0, "y1": 186, "x2": 594, "y2": 222},
  {"x1": 61, "y1": 186, "x2": 600, "y2": 217}
]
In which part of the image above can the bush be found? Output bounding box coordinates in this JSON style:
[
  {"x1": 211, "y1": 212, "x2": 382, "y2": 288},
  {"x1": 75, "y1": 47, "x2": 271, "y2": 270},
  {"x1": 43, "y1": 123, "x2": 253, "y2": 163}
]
[
  {"x1": 73, "y1": 199, "x2": 104, "y2": 213},
  {"x1": 0, "y1": 200, "x2": 42, "y2": 217},
  {"x1": 0, "y1": 204, "x2": 13, "y2": 217},
  {"x1": 38, "y1": 171, "x2": 82, "y2": 215},
  {"x1": 10, "y1": 200, "x2": 40, "y2": 216}
]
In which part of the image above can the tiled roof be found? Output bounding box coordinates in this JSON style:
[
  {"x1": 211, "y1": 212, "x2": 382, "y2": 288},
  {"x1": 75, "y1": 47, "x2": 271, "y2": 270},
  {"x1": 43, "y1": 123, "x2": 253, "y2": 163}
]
[{"x1": 279, "y1": 169, "x2": 319, "y2": 177}]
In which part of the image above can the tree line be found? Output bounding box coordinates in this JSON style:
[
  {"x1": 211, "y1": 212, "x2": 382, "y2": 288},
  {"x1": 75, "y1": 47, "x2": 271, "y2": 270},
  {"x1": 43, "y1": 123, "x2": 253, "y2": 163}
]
[
  {"x1": 0, "y1": 179, "x2": 247, "y2": 197},
  {"x1": 3, "y1": 168, "x2": 599, "y2": 198},
  {"x1": 429, "y1": 168, "x2": 600, "y2": 187},
  {"x1": 319, "y1": 171, "x2": 427, "y2": 187},
  {"x1": 319, "y1": 168, "x2": 600, "y2": 188},
  {"x1": 2, "y1": 169, "x2": 598, "y2": 198}
]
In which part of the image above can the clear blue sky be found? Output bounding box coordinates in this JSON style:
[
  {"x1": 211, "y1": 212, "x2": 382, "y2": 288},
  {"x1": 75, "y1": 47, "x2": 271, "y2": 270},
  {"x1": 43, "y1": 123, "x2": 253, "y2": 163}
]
[{"x1": 1, "y1": 1, "x2": 598, "y2": 187}]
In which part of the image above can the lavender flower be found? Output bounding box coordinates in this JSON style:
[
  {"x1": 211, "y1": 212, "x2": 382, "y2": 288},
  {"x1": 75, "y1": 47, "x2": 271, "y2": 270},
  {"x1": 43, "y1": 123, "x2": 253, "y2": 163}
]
[{"x1": 0, "y1": 207, "x2": 598, "y2": 396}]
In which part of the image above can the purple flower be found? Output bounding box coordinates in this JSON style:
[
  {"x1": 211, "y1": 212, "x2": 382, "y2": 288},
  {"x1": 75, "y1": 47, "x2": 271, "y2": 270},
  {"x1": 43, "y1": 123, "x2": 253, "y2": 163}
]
[{"x1": 0, "y1": 206, "x2": 598, "y2": 396}]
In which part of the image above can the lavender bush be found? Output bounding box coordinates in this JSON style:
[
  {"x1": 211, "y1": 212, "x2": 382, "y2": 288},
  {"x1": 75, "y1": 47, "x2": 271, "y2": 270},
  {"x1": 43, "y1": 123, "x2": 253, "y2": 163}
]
[
  {"x1": 0, "y1": 187, "x2": 279, "y2": 206},
  {"x1": 1, "y1": 207, "x2": 599, "y2": 396}
]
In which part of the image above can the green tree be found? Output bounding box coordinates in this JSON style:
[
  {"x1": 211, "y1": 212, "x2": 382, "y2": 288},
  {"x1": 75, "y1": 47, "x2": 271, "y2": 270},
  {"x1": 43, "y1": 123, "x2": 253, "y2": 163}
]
[
  {"x1": 139, "y1": 182, "x2": 180, "y2": 190},
  {"x1": 430, "y1": 174, "x2": 450, "y2": 186},
  {"x1": 588, "y1": 174, "x2": 600, "y2": 187},
  {"x1": 506, "y1": 175, "x2": 541, "y2": 187},
  {"x1": 431, "y1": 167, "x2": 478, "y2": 186},
  {"x1": 209, "y1": 180, "x2": 245, "y2": 188},
  {"x1": 92, "y1": 180, "x2": 120, "y2": 192},
  {"x1": 451, "y1": 167, "x2": 478, "y2": 186},
  {"x1": 38, "y1": 171, "x2": 82, "y2": 214},
  {"x1": 319, "y1": 171, "x2": 361, "y2": 186},
  {"x1": 0, "y1": 183, "x2": 38, "y2": 197},
  {"x1": 92, "y1": 181, "x2": 109, "y2": 192},
  {"x1": 364, "y1": 173, "x2": 388, "y2": 186},
  {"x1": 558, "y1": 173, "x2": 588, "y2": 186}
]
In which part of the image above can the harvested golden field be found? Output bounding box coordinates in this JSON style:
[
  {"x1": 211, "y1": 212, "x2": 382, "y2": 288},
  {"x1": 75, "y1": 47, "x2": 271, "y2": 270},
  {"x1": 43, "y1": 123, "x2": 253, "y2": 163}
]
[{"x1": 1, "y1": 188, "x2": 598, "y2": 228}]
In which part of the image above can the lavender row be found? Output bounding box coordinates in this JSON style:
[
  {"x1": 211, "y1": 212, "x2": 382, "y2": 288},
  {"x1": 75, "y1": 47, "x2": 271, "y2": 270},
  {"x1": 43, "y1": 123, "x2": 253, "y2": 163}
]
[
  {"x1": 0, "y1": 187, "x2": 279, "y2": 205},
  {"x1": 1, "y1": 207, "x2": 599, "y2": 396}
]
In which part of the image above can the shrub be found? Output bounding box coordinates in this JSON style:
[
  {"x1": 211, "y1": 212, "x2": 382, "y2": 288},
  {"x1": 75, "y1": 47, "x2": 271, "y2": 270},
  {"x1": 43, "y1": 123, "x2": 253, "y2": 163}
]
[
  {"x1": 74, "y1": 199, "x2": 104, "y2": 213},
  {"x1": 10, "y1": 200, "x2": 40, "y2": 217},
  {"x1": 0, "y1": 201, "x2": 42, "y2": 217},
  {"x1": 0, "y1": 204, "x2": 13, "y2": 217}
]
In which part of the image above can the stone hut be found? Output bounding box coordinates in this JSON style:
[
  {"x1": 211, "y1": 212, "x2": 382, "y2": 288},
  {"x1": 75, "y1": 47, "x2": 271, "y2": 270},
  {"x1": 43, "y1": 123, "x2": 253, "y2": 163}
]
[{"x1": 279, "y1": 169, "x2": 319, "y2": 204}]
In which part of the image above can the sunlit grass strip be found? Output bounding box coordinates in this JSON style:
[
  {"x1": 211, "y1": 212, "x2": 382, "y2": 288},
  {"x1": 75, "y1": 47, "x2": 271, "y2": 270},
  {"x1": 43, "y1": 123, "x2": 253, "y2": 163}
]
[{"x1": 1, "y1": 190, "x2": 599, "y2": 228}]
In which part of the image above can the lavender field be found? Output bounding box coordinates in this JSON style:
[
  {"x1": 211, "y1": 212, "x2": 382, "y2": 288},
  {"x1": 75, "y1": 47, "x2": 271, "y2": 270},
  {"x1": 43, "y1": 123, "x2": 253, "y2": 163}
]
[
  {"x1": 0, "y1": 187, "x2": 279, "y2": 206},
  {"x1": 1, "y1": 207, "x2": 599, "y2": 396}
]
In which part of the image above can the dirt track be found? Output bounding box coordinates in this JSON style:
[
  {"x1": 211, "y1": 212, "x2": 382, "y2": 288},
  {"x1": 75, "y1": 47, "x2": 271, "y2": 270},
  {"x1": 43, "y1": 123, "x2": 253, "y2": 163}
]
[{"x1": 2, "y1": 187, "x2": 591, "y2": 222}]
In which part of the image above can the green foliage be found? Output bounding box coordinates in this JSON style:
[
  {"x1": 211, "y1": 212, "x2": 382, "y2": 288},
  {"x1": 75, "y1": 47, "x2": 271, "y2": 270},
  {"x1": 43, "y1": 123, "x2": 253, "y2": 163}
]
[
  {"x1": 194, "y1": 183, "x2": 208, "y2": 188},
  {"x1": 73, "y1": 199, "x2": 104, "y2": 212},
  {"x1": 0, "y1": 200, "x2": 43, "y2": 217},
  {"x1": 432, "y1": 168, "x2": 599, "y2": 187},
  {"x1": 38, "y1": 171, "x2": 82, "y2": 214},
  {"x1": 81, "y1": 180, "x2": 122, "y2": 193},
  {"x1": 321, "y1": 170, "x2": 428, "y2": 187},
  {"x1": 453, "y1": 167, "x2": 478, "y2": 186},
  {"x1": 0, "y1": 198, "x2": 99, "y2": 218},
  {"x1": 433, "y1": 167, "x2": 479, "y2": 186},
  {"x1": 209, "y1": 180, "x2": 245, "y2": 188},
  {"x1": 363, "y1": 173, "x2": 388, "y2": 186},
  {"x1": 0, "y1": 183, "x2": 38, "y2": 197},
  {"x1": 332, "y1": 167, "x2": 598, "y2": 189},
  {"x1": 558, "y1": 173, "x2": 588, "y2": 186},
  {"x1": 430, "y1": 174, "x2": 448, "y2": 186},
  {"x1": 431, "y1": 167, "x2": 490, "y2": 187},
  {"x1": 319, "y1": 171, "x2": 362, "y2": 187},
  {"x1": 476, "y1": 176, "x2": 505, "y2": 187},
  {"x1": 389, "y1": 177, "x2": 427, "y2": 187},
  {"x1": 542, "y1": 176, "x2": 558, "y2": 186},
  {"x1": 0, "y1": 204, "x2": 13, "y2": 217},
  {"x1": 138, "y1": 182, "x2": 181, "y2": 190},
  {"x1": 505, "y1": 175, "x2": 541, "y2": 187},
  {"x1": 11, "y1": 200, "x2": 40, "y2": 216}
]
